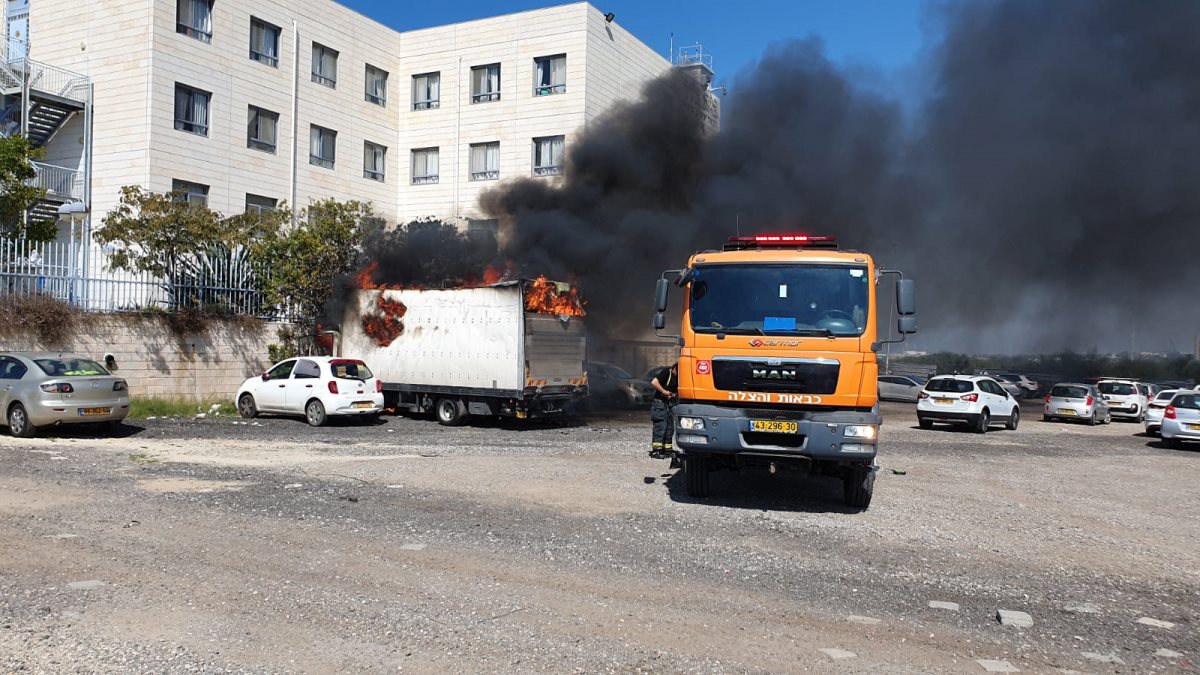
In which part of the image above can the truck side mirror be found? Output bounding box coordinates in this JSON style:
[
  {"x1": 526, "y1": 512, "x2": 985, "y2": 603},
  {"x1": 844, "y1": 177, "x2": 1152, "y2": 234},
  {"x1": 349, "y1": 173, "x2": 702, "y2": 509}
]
[
  {"x1": 653, "y1": 278, "x2": 669, "y2": 313},
  {"x1": 897, "y1": 316, "x2": 917, "y2": 334},
  {"x1": 896, "y1": 279, "x2": 916, "y2": 316},
  {"x1": 653, "y1": 313, "x2": 666, "y2": 330}
]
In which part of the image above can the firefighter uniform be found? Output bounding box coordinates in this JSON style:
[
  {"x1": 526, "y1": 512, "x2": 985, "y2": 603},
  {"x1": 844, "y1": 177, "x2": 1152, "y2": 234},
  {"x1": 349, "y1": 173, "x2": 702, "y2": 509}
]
[{"x1": 649, "y1": 364, "x2": 678, "y2": 457}]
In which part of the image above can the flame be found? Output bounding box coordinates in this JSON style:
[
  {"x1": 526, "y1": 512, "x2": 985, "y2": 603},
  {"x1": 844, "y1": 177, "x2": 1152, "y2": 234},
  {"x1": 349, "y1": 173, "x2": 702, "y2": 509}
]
[
  {"x1": 361, "y1": 293, "x2": 407, "y2": 347},
  {"x1": 524, "y1": 276, "x2": 586, "y2": 316}
]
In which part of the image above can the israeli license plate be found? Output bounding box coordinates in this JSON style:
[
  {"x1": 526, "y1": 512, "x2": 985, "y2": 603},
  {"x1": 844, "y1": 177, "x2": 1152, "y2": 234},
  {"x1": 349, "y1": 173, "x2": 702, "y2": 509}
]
[
  {"x1": 353, "y1": 402, "x2": 374, "y2": 409},
  {"x1": 1187, "y1": 424, "x2": 1200, "y2": 431},
  {"x1": 934, "y1": 398, "x2": 954, "y2": 405},
  {"x1": 78, "y1": 407, "x2": 111, "y2": 416},
  {"x1": 750, "y1": 419, "x2": 798, "y2": 434},
  {"x1": 1058, "y1": 408, "x2": 1076, "y2": 415}
]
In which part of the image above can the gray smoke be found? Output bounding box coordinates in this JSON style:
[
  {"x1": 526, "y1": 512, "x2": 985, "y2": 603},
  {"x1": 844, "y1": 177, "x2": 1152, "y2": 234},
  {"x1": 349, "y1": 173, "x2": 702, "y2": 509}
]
[{"x1": 478, "y1": 0, "x2": 1200, "y2": 354}]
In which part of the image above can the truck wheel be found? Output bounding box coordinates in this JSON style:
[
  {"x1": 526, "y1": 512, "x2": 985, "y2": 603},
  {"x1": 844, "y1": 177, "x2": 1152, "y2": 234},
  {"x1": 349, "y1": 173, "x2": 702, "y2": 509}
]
[
  {"x1": 974, "y1": 409, "x2": 990, "y2": 434},
  {"x1": 435, "y1": 398, "x2": 466, "y2": 426},
  {"x1": 683, "y1": 454, "x2": 710, "y2": 498},
  {"x1": 843, "y1": 466, "x2": 874, "y2": 509}
]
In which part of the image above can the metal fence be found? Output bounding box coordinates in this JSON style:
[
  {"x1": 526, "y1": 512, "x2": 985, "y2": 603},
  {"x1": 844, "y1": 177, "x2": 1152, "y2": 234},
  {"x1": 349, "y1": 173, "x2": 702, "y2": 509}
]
[{"x1": 0, "y1": 237, "x2": 294, "y2": 320}]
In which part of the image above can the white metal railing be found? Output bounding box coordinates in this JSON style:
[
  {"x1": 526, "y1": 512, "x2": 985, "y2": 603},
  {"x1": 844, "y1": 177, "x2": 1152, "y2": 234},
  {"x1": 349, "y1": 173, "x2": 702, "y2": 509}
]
[
  {"x1": 0, "y1": 238, "x2": 293, "y2": 320},
  {"x1": 30, "y1": 161, "x2": 84, "y2": 201},
  {"x1": 0, "y1": 36, "x2": 90, "y2": 104}
]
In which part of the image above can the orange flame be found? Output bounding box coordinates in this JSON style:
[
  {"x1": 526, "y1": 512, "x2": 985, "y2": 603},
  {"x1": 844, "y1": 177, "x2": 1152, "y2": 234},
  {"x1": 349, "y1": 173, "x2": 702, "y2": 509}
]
[
  {"x1": 361, "y1": 293, "x2": 407, "y2": 347},
  {"x1": 525, "y1": 276, "x2": 586, "y2": 316}
]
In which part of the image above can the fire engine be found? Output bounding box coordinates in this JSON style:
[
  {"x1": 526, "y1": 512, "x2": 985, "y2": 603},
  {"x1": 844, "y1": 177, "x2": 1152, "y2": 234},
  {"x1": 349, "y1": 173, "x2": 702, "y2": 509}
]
[{"x1": 652, "y1": 234, "x2": 916, "y2": 508}]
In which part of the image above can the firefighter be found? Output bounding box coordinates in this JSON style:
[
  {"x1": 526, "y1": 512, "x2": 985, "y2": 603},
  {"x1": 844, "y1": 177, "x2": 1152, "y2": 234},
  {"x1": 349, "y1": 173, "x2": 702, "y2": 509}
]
[{"x1": 648, "y1": 362, "x2": 678, "y2": 459}]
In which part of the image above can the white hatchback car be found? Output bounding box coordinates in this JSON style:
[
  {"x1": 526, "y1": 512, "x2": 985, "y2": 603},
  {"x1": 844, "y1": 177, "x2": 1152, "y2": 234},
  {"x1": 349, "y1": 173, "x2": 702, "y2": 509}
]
[
  {"x1": 1161, "y1": 391, "x2": 1200, "y2": 449},
  {"x1": 1144, "y1": 389, "x2": 1183, "y2": 437},
  {"x1": 917, "y1": 375, "x2": 1021, "y2": 433},
  {"x1": 1097, "y1": 379, "x2": 1148, "y2": 421},
  {"x1": 235, "y1": 357, "x2": 384, "y2": 426}
]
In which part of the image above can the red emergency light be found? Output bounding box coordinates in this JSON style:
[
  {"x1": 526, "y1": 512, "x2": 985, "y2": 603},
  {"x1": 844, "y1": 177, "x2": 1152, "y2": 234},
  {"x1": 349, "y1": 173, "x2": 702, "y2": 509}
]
[{"x1": 723, "y1": 234, "x2": 838, "y2": 251}]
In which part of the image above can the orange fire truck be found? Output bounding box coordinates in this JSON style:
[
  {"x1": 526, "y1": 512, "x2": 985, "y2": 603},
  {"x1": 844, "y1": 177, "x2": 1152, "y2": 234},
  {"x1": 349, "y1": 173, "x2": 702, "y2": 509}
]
[{"x1": 652, "y1": 234, "x2": 916, "y2": 509}]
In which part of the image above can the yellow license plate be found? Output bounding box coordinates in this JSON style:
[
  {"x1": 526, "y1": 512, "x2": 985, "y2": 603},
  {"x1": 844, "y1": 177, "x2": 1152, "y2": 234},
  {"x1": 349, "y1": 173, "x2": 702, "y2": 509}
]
[
  {"x1": 79, "y1": 407, "x2": 111, "y2": 416},
  {"x1": 1187, "y1": 424, "x2": 1200, "y2": 431},
  {"x1": 1058, "y1": 409, "x2": 1076, "y2": 415},
  {"x1": 353, "y1": 402, "x2": 374, "y2": 409},
  {"x1": 750, "y1": 420, "x2": 798, "y2": 434},
  {"x1": 934, "y1": 398, "x2": 955, "y2": 405}
]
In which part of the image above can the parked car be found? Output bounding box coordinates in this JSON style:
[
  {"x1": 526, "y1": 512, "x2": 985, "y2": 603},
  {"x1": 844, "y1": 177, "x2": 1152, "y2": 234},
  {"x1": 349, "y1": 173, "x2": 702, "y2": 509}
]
[
  {"x1": 586, "y1": 362, "x2": 654, "y2": 408},
  {"x1": 235, "y1": 357, "x2": 384, "y2": 427},
  {"x1": 994, "y1": 373, "x2": 1038, "y2": 398},
  {"x1": 1043, "y1": 383, "x2": 1110, "y2": 425},
  {"x1": 1144, "y1": 389, "x2": 1184, "y2": 437},
  {"x1": 917, "y1": 375, "x2": 1021, "y2": 433},
  {"x1": 1097, "y1": 379, "x2": 1148, "y2": 422},
  {"x1": 878, "y1": 375, "x2": 924, "y2": 402},
  {"x1": 0, "y1": 352, "x2": 130, "y2": 437},
  {"x1": 1160, "y1": 391, "x2": 1200, "y2": 448}
]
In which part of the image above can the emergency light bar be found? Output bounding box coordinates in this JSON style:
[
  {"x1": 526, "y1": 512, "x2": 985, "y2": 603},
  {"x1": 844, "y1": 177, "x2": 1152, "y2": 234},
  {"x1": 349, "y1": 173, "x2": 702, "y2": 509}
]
[{"x1": 723, "y1": 234, "x2": 839, "y2": 251}]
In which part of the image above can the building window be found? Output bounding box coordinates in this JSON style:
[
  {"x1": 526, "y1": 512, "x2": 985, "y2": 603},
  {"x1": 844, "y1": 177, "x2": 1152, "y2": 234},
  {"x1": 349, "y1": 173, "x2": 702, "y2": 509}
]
[
  {"x1": 173, "y1": 84, "x2": 210, "y2": 136},
  {"x1": 469, "y1": 142, "x2": 499, "y2": 181},
  {"x1": 410, "y1": 147, "x2": 439, "y2": 185},
  {"x1": 247, "y1": 105, "x2": 278, "y2": 153},
  {"x1": 312, "y1": 43, "x2": 338, "y2": 88},
  {"x1": 533, "y1": 136, "x2": 564, "y2": 176},
  {"x1": 534, "y1": 55, "x2": 566, "y2": 96},
  {"x1": 176, "y1": 0, "x2": 213, "y2": 43},
  {"x1": 412, "y1": 72, "x2": 440, "y2": 110},
  {"x1": 309, "y1": 125, "x2": 336, "y2": 168},
  {"x1": 363, "y1": 141, "x2": 387, "y2": 181},
  {"x1": 172, "y1": 179, "x2": 209, "y2": 206},
  {"x1": 245, "y1": 194, "x2": 277, "y2": 214},
  {"x1": 365, "y1": 65, "x2": 388, "y2": 106},
  {"x1": 470, "y1": 64, "x2": 501, "y2": 103},
  {"x1": 249, "y1": 17, "x2": 280, "y2": 67}
]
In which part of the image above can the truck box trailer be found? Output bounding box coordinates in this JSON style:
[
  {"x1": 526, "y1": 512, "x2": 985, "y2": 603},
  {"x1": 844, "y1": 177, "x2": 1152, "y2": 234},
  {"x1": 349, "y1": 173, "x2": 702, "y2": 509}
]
[{"x1": 339, "y1": 281, "x2": 587, "y2": 425}]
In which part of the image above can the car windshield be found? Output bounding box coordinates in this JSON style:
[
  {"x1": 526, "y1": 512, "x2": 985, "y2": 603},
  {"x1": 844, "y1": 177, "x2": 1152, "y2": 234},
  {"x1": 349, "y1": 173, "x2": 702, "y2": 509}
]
[
  {"x1": 1172, "y1": 394, "x2": 1200, "y2": 410},
  {"x1": 603, "y1": 365, "x2": 632, "y2": 379},
  {"x1": 34, "y1": 357, "x2": 109, "y2": 377},
  {"x1": 925, "y1": 378, "x2": 974, "y2": 393},
  {"x1": 1050, "y1": 385, "x2": 1089, "y2": 398},
  {"x1": 1098, "y1": 382, "x2": 1135, "y2": 396},
  {"x1": 330, "y1": 360, "x2": 373, "y2": 380},
  {"x1": 688, "y1": 263, "x2": 870, "y2": 337}
]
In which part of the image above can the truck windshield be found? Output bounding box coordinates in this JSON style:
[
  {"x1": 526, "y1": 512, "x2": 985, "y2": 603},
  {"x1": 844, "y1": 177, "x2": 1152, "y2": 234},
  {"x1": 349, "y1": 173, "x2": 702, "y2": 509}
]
[{"x1": 688, "y1": 264, "x2": 869, "y2": 336}]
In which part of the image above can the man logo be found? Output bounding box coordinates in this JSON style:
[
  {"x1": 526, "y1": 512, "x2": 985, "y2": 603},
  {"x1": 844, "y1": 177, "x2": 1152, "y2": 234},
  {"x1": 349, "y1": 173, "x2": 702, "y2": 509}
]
[{"x1": 751, "y1": 368, "x2": 797, "y2": 380}]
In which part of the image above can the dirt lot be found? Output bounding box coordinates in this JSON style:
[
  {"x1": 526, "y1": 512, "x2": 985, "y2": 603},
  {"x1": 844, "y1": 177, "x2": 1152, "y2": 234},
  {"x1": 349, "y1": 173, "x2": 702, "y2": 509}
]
[{"x1": 1, "y1": 402, "x2": 1197, "y2": 673}]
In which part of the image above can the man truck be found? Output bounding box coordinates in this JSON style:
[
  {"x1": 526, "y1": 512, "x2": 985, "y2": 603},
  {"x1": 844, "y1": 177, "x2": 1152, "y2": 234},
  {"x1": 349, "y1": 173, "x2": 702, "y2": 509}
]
[
  {"x1": 339, "y1": 280, "x2": 588, "y2": 425},
  {"x1": 652, "y1": 234, "x2": 916, "y2": 508}
]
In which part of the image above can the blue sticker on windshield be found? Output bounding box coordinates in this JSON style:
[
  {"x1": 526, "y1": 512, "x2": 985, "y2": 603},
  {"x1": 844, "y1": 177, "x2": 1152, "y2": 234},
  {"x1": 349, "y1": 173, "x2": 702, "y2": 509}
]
[{"x1": 764, "y1": 316, "x2": 796, "y2": 331}]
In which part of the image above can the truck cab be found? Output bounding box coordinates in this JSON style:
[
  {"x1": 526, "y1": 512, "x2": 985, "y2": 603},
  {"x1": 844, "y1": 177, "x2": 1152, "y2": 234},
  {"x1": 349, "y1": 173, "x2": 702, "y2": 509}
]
[{"x1": 653, "y1": 234, "x2": 916, "y2": 508}]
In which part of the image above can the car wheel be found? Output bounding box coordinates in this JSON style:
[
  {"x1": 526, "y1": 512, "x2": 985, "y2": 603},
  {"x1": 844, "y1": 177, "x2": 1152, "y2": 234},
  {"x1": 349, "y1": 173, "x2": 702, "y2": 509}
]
[
  {"x1": 1088, "y1": 412, "x2": 1098, "y2": 426},
  {"x1": 1043, "y1": 414, "x2": 1052, "y2": 422},
  {"x1": 106, "y1": 420, "x2": 126, "y2": 436},
  {"x1": 1104, "y1": 412, "x2": 1112, "y2": 424},
  {"x1": 918, "y1": 417, "x2": 933, "y2": 430},
  {"x1": 305, "y1": 399, "x2": 327, "y2": 427},
  {"x1": 843, "y1": 465, "x2": 874, "y2": 509},
  {"x1": 435, "y1": 398, "x2": 466, "y2": 427},
  {"x1": 1006, "y1": 407, "x2": 1020, "y2": 431},
  {"x1": 683, "y1": 454, "x2": 711, "y2": 498},
  {"x1": 974, "y1": 409, "x2": 990, "y2": 434},
  {"x1": 1163, "y1": 436, "x2": 1180, "y2": 449},
  {"x1": 7, "y1": 403, "x2": 35, "y2": 438},
  {"x1": 238, "y1": 394, "x2": 258, "y2": 419}
]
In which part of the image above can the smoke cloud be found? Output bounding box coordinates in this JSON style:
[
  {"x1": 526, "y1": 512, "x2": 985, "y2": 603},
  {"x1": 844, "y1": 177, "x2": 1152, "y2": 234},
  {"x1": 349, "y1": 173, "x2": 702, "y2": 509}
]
[{"x1": 353, "y1": 0, "x2": 1200, "y2": 354}]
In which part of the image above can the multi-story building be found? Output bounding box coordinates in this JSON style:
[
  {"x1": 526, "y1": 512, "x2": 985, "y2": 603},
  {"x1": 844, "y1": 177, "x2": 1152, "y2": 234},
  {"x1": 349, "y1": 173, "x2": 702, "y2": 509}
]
[{"x1": 10, "y1": 0, "x2": 684, "y2": 237}]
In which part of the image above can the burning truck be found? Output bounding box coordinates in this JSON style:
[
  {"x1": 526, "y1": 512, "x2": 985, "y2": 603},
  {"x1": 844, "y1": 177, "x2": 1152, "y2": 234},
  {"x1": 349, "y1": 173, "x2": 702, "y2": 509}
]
[{"x1": 337, "y1": 276, "x2": 588, "y2": 425}]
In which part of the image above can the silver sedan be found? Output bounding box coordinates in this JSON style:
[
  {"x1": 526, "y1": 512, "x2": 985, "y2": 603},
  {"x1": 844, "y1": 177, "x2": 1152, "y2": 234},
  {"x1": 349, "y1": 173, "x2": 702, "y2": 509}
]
[{"x1": 1, "y1": 352, "x2": 130, "y2": 437}]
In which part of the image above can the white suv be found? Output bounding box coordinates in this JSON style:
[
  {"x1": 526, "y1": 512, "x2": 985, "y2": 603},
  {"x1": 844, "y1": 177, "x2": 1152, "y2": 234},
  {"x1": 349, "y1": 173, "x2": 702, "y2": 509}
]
[
  {"x1": 917, "y1": 375, "x2": 1021, "y2": 433},
  {"x1": 1097, "y1": 379, "x2": 1148, "y2": 421}
]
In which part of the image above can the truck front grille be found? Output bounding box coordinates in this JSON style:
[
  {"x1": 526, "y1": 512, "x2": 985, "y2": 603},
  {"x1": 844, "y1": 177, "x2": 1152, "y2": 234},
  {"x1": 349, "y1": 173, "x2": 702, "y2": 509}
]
[{"x1": 712, "y1": 358, "x2": 840, "y2": 394}]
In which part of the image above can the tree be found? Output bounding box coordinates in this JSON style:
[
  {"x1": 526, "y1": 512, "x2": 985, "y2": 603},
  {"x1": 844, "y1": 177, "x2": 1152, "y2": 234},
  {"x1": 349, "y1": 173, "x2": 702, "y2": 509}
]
[
  {"x1": 260, "y1": 199, "x2": 375, "y2": 323},
  {"x1": 0, "y1": 135, "x2": 52, "y2": 241}
]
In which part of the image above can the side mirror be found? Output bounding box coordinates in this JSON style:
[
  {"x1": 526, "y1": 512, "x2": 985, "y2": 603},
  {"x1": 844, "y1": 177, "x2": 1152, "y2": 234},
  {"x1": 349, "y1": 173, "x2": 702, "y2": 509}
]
[
  {"x1": 653, "y1": 278, "x2": 669, "y2": 313},
  {"x1": 653, "y1": 313, "x2": 666, "y2": 330},
  {"x1": 261, "y1": 373, "x2": 270, "y2": 381},
  {"x1": 897, "y1": 316, "x2": 917, "y2": 334},
  {"x1": 897, "y1": 279, "x2": 916, "y2": 316}
]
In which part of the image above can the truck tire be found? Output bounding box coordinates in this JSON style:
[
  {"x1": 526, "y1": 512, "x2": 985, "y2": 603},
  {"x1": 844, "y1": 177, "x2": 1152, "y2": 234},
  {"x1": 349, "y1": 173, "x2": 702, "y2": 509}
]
[
  {"x1": 683, "y1": 454, "x2": 710, "y2": 498},
  {"x1": 435, "y1": 398, "x2": 466, "y2": 426},
  {"x1": 843, "y1": 465, "x2": 874, "y2": 509}
]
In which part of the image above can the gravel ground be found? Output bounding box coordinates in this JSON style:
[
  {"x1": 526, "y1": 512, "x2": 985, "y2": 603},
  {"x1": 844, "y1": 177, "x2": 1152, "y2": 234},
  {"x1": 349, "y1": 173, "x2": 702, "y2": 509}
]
[{"x1": 1, "y1": 401, "x2": 1197, "y2": 673}]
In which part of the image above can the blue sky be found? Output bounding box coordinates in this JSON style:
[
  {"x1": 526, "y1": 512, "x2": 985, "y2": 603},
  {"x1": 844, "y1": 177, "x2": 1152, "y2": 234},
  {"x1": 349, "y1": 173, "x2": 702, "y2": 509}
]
[{"x1": 338, "y1": 0, "x2": 929, "y2": 83}]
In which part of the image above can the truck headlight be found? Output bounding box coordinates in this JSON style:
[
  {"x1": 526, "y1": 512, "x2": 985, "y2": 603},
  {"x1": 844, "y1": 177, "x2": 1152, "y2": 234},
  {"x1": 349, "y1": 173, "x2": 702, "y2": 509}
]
[
  {"x1": 844, "y1": 425, "x2": 877, "y2": 440},
  {"x1": 678, "y1": 416, "x2": 705, "y2": 431}
]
